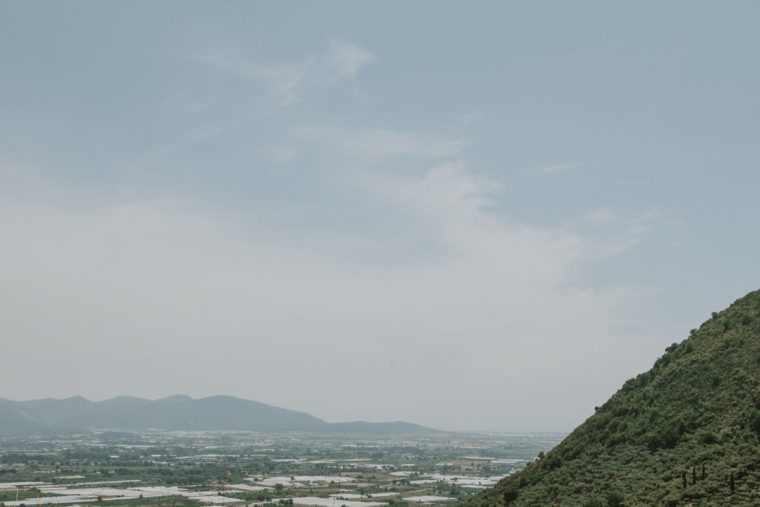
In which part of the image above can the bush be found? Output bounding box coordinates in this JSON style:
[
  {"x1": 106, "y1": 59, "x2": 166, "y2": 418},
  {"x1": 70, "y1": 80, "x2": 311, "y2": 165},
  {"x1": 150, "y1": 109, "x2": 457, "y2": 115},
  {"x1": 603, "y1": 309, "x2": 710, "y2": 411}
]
[
  {"x1": 503, "y1": 487, "x2": 518, "y2": 504},
  {"x1": 700, "y1": 432, "x2": 718, "y2": 444},
  {"x1": 648, "y1": 427, "x2": 680, "y2": 451},
  {"x1": 606, "y1": 491, "x2": 624, "y2": 507}
]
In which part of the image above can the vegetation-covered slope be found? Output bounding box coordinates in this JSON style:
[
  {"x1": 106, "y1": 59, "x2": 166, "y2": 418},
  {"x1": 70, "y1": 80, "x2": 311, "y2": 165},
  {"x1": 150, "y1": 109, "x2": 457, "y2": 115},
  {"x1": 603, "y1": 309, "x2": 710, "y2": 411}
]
[{"x1": 466, "y1": 289, "x2": 760, "y2": 506}]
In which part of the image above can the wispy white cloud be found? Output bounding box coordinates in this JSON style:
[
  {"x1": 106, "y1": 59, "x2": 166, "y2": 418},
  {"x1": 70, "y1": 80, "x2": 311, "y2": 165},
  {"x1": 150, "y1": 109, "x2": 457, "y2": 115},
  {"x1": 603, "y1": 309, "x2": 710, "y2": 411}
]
[
  {"x1": 358, "y1": 161, "x2": 499, "y2": 222},
  {"x1": 198, "y1": 39, "x2": 372, "y2": 106},
  {"x1": 579, "y1": 208, "x2": 617, "y2": 227},
  {"x1": 355, "y1": 160, "x2": 649, "y2": 282},
  {"x1": 198, "y1": 50, "x2": 306, "y2": 106},
  {"x1": 321, "y1": 38, "x2": 373, "y2": 81},
  {"x1": 459, "y1": 111, "x2": 484, "y2": 127},
  {"x1": 555, "y1": 206, "x2": 661, "y2": 263}
]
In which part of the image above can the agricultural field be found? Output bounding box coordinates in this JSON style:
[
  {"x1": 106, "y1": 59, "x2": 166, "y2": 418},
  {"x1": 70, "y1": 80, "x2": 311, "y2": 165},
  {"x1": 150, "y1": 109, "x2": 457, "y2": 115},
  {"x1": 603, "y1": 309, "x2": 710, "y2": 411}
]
[{"x1": 0, "y1": 431, "x2": 563, "y2": 506}]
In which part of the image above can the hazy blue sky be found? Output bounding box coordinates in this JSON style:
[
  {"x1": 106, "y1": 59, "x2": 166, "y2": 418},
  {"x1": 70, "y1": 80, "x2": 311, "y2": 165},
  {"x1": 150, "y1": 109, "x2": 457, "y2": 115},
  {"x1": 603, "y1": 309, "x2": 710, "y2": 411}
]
[{"x1": 1, "y1": 1, "x2": 759, "y2": 431}]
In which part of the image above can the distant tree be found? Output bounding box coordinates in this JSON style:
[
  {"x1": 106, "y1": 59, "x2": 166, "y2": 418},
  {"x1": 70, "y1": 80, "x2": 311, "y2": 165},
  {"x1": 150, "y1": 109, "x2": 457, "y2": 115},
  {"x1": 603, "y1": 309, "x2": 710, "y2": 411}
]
[
  {"x1": 682, "y1": 471, "x2": 687, "y2": 489},
  {"x1": 730, "y1": 472, "x2": 735, "y2": 493}
]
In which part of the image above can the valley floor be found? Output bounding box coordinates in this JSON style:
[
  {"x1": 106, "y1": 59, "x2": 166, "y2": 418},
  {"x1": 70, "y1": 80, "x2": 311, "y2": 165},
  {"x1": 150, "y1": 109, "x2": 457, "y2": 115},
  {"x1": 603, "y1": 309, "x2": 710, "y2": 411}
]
[{"x1": 0, "y1": 431, "x2": 564, "y2": 506}]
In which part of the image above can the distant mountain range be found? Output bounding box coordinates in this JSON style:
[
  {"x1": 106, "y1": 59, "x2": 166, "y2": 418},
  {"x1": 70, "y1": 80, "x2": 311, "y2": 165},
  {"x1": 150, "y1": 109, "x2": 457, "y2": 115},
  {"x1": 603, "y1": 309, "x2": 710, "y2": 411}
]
[{"x1": 0, "y1": 394, "x2": 434, "y2": 435}]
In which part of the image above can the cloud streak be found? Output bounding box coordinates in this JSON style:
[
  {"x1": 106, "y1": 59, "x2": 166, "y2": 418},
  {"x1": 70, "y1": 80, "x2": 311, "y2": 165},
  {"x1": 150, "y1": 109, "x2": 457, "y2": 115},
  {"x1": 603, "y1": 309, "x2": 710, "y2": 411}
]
[{"x1": 199, "y1": 39, "x2": 372, "y2": 106}]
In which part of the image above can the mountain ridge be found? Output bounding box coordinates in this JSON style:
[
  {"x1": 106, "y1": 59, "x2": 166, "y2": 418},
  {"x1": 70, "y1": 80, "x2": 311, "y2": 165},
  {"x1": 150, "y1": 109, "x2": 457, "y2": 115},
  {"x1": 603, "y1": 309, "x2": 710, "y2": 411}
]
[
  {"x1": 466, "y1": 288, "x2": 760, "y2": 506},
  {"x1": 0, "y1": 394, "x2": 435, "y2": 436}
]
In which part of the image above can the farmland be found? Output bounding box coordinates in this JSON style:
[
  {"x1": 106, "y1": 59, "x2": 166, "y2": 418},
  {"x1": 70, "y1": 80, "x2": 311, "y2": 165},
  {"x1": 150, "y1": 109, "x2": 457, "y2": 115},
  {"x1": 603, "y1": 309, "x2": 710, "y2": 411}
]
[{"x1": 0, "y1": 430, "x2": 562, "y2": 506}]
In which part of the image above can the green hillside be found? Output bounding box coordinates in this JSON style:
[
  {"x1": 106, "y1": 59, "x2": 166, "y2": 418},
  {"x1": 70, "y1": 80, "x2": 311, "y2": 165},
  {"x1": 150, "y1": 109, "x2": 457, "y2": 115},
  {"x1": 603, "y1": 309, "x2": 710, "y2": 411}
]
[{"x1": 466, "y1": 289, "x2": 760, "y2": 506}]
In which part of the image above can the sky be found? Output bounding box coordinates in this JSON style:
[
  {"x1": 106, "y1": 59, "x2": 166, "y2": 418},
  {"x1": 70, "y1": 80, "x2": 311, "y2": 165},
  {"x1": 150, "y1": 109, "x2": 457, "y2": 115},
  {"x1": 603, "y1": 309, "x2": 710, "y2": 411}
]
[{"x1": 1, "y1": 1, "x2": 759, "y2": 432}]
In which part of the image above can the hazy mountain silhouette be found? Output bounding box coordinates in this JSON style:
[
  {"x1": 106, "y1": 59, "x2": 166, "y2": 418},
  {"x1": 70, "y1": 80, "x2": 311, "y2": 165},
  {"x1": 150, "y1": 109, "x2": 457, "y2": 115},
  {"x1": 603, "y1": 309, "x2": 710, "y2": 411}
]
[{"x1": 0, "y1": 394, "x2": 433, "y2": 435}]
